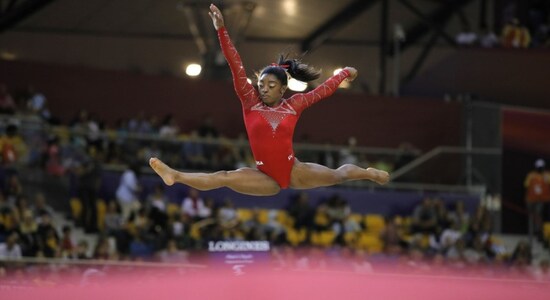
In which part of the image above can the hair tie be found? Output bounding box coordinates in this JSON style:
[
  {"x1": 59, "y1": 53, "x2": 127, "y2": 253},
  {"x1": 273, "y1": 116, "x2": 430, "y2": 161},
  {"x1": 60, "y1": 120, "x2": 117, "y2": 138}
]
[{"x1": 270, "y1": 63, "x2": 290, "y2": 69}]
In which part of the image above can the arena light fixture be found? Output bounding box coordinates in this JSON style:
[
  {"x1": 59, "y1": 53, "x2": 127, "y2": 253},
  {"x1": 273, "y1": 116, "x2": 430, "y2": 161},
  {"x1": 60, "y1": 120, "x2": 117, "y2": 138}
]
[
  {"x1": 288, "y1": 78, "x2": 307, "y2": 92},
  {"x1": 185, "y1": 63, "x2": 202, "y2": 77}
]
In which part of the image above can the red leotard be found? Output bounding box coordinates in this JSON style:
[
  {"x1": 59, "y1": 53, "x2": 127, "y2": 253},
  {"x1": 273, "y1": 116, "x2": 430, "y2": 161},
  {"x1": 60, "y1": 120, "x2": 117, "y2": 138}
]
[{"x1": 218, "y1": 27, "x2": 350, "y2": 189}]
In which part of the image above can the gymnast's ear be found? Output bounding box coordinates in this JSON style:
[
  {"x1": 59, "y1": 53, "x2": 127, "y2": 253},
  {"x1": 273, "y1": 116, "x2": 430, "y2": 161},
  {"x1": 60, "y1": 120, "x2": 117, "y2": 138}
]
[{"x1": 280, "y1": 85, "x2": 287, "y2": 94}]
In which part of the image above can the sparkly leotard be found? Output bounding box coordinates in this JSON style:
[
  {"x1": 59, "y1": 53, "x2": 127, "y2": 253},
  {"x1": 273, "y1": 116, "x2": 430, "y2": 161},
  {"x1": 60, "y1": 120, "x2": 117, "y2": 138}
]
[{"x1": 218, "y1": 27, "x2": 350, "y2": 188}]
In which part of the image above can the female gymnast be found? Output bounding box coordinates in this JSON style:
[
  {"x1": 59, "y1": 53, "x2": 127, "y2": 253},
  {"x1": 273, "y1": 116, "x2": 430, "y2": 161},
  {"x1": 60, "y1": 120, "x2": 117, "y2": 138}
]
[{"x1": 149, "y1": 4, "x2": 389, "y2": 196}]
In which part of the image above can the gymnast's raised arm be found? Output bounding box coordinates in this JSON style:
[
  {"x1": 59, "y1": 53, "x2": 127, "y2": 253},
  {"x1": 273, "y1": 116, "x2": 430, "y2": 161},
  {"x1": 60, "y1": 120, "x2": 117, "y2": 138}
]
[{"x1": 209, "y1": 4, "x2": 258, "y2": 107}]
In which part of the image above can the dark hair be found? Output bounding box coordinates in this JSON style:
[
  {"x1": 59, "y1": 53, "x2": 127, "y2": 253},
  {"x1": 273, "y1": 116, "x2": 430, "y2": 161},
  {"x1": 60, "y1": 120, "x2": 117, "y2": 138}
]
[{"x1": 259, "y1": 54, "x2": 321, "y2": 86}]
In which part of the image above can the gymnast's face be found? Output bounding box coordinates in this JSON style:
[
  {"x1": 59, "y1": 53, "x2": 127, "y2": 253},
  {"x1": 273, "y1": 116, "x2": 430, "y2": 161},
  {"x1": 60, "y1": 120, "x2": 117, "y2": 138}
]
[{"x1": 258, "y1": 73, "x2": 287, "y2": 107}]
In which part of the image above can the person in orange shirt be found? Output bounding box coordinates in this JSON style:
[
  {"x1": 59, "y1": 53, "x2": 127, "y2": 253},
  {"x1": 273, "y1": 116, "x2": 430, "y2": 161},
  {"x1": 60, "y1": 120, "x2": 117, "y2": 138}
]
[{"x1": 524, "y1": 159, "x2": 550, "y2": 246}]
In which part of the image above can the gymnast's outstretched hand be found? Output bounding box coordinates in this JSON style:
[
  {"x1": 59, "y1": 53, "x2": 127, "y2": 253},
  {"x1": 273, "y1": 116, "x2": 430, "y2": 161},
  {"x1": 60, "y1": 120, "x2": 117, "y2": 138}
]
[
  {"x1": 343, "y1": 67, "x2": 358, "y2": 82},
  {"x1": 209, "y1": 3, "x2": 224, "y2": 30}
]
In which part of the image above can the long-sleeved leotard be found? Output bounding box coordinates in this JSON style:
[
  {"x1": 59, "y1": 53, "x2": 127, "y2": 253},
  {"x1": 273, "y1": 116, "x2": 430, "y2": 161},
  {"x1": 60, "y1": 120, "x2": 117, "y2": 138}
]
[{"x1": 218, "y1": 27, "x2": 350, "y2": 189}]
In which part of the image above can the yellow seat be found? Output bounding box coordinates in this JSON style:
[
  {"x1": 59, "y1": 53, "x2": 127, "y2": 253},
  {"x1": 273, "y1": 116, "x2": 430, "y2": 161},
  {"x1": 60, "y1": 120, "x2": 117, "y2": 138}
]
[
  {"x1": 286, "y1": 227, "x2": 307, "y2": 246},
  {"x1": 167, "y1": 203, "x2": 180, "y2": 217},
  {"x1": 344, "y1": 232, "x2": 359, "y2": 245},
  {"x1": 96, "y1": 200, "x2": 107, "y2": 231},
  {"x1": 544, "y1": 222, "x2": 550, "y2": 240},
  {"x1": 319, "y1": 231, "x2": 336, "y2": 246},
  {"x1": 314, "y1": 212, "x2": 329, "y2": 227},
  {"x1": 310, "y1": 230, "x2": 336, "y2": 247},
  {"x1": 364, "y1": 214, "x2": 385, "y2": 233},
  {"x1": 357, "y1": 232, "x2": 383, "y2": 253},
  {"x1": 70, "y1": 197, "x2": 82, "y2": 221},
  {"x1": 237, "y1": 208, "x2": 253, "y2": 222},
  {"x1": 419, "y1": 233, "x2": 431, "y2": 249},
  {"x1": 349, "y1": 213, "x2": 363, "y2": 224},
  {"x1": 310, "y1": 231, "x2": 321, "y2": 246},
  {"x1": 190, "y1": 223, "x2": 201, "y2": 240},
  {"x1": 257, "y1": 209, "x2": 269, "y2": 224},
  {"x1": 277, "y1": 210, "x2": 293, "y2": 227}
]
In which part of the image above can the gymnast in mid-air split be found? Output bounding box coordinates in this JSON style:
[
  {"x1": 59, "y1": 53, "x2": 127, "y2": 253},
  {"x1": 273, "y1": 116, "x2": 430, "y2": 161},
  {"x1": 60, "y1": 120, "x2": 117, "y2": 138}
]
[{"x1": 149, "y1": 4, "x2": 389, "y2": 196}]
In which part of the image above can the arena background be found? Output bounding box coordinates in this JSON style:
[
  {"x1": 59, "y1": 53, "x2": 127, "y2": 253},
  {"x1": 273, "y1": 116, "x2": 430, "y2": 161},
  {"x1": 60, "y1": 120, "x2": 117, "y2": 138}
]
[{"x1": 0, "y1": 0, "x2": 549, "y2": 298}]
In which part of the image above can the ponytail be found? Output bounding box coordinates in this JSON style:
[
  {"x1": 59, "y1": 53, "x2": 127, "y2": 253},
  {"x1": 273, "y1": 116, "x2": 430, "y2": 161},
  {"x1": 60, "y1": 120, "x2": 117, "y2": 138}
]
[
  {"x1": 259, "y1": 53, "x2": 321, "y2": 86},
  {"x1": 276, "y1": 54, "x2": 321, "y2": 82}
]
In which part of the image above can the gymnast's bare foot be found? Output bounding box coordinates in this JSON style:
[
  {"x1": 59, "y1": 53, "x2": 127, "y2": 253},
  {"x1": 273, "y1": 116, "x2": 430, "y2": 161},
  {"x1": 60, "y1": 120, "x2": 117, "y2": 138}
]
[
  {"x1": 149, "y1": 157, "x2": 176, "y2": 186},
  {"x1": 367, "y1": 167, "x2": 390, "y2": 185}
]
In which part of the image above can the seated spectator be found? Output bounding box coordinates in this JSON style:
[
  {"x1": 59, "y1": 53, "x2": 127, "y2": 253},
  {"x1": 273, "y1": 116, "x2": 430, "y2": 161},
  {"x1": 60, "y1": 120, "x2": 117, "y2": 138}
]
[
  {"x1": 0, "y1": 83, "x2": 16, "y2": 114},
  {"x1": 215, "y1": 138, "x2": 238, "y2": 170},
  {"x1": 380, "y1": 216, "x2": 407, "y2": 253},
  {"x1": 343, "y1": 214, "x2": 362, "y2": 234},
  {"x1": 286, "y1": 192, "x2": 314, "y2": 230},
  {"x1": 339, "y1": 136, "x2": 359, "y2": 166},
  {"x1": 447, "y1": 201, "x2": 470, "y2": 233},
  {"x1": 501, "y1": 18, "x2": 531, "y2": 48},
  {"x1": 159, "y1": 114, "x2": 180, "y2": 138},
  {"x1": 479, "y1": 26, "x2": 499, "y2": 48},
  {"x1": 18, "y1": 210, "x2": 39, "y2": 256},
  {"x1": 129, "y1": 233, "x2": 153, "y2": 261},
  {"x1": 445, "y1": 238, "x2": 467, "y2": 263},
  {"x1": 312, "y1": 203, "x2": 331, "y2": 232},
  {"x1": 44, "y1": 135, "x2": 66, "y2": 176},
  {"x1": 411, "y1": 198, "x2": 438, "y2": 234},
  {"x1": 73, "y1": 240, "x2": 90, "y2": 259},
  {"x1": 326, "y1": 195, "x2": 351, "y2": 244},
  {"x1": 0, "y1": 124, "x2": 28, "y2": 167},
  {"x1": 26, "y1": 85, "x2": 55, "y2": 123},
  {"x1": 433, "y1": 199, "x2": 450, "y2": 229},
  {"x1": 4, "y1": 173, "x2": 23, "y2": 205},
  {"x1": 181, "y1": 188, "x2": 210, "y2": 220},
  {"x1": 157, "y1": 239, "x2": 188, "y2": 263},
  {"x1": 146, "y1": 183, "x2": 168, "y2": 213},
  {"x1": 265, "y1": 209, "x2": 286, "y2": 244},
  {"x1": 510, "y1": 240, "x2": 532, "y2": 266},
  {"x1": 241, "y1": 208, "x2": 267, "y2": 240},
  {"x1": 0, "y1": 232, "x2": 22, "y2": 259},
  {"x1": 103, "y1": 201, "x2": 124, "y2": 234},
  {"x1": 455, "y1": 25, "x2": 478, "y2": 46},
  {"x1": 169, "y1": 213, "x2": 191, "y2": 248},
  {"x1": 231, "y1": 132, "x2": 253, "y2": 167},
  {"x1": 181, "y1": 130, "x2": 208, "y2": 169},
  {"x1": 59, "y1": 225, "x2": 75, "y2": 258},
  {"x1": 93, "y1": 236, "x2": 111, "y2": 260},
  {"x1": 439, "y1": 220, "x2": 462, "y2": 252},
  {"x1": 41, "y1": 226, "x2": 60, "y2": 258},
  {"x1": 116, "y1": 162, "x2": 142, "y2": 222},
  {"x1": 32, "y1": 192, "x2": 55, "y2": 218},
  {"x1": 13, "y1": 194, "x2": 31, "y2": 223},
  {"x1": 198, "y1": 115, "x2": 219, "y2": 138},
  {"x1": 0, "y1": 193, "x2": 11, "y2": 212},
  {"x1": 218, "y1": 198, "x2": 238, "y2": 229},
  {"x1": 534, "y1": 259, "x2": 550, "y2": 281}
]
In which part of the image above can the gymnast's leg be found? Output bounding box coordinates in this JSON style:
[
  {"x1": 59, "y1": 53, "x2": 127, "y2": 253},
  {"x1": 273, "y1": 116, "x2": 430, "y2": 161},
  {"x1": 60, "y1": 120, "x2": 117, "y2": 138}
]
[
  {"x1": 149, "y1": 157, "x2": 280, "y2": 196},
  {"x1": 289, "y1": 160, "x2": 389, "y2": 189}
]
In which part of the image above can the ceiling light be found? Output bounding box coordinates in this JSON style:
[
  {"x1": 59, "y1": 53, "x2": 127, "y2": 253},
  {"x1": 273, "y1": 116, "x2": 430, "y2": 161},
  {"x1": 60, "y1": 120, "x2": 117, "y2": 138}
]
[
  {"x1": 185, "y1": 63, "x2": 202, "y2": 77},
  {"x1": 288, "y1": 78, "x2": 307, "y2": 92}
]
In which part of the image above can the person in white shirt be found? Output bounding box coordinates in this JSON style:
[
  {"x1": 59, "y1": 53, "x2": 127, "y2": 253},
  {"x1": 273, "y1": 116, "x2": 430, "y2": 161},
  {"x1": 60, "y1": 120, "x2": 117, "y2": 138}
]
[
  {"x1": 0, "y1": 232, "x2": 22, "y2": 259},
  {"x1": 116, "y1": 163, "x2": 142, "y2": 222},
  {"x1": 181, "y1": 188, "x2": 210, "y2": 220}
]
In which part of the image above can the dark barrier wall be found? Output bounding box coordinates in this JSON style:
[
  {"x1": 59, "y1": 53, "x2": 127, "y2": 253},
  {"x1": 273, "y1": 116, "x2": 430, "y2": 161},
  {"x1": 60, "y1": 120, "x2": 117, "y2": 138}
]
[
  {"x1": 1, "y1": 60, "x2": 461, "y2": 150},
  {"x1": 97, "y1": 171, "x2": 480, "y2": 217}
]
